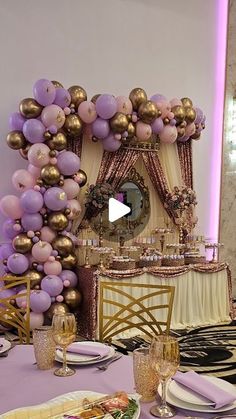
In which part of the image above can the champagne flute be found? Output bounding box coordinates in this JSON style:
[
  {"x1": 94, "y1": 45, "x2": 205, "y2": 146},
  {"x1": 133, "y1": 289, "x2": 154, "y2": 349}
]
[
  {"x1": 52, "y1": 313, "x2": 77, "y2": 377},
  {"x1": 149, "y1": 335, "x2": 180, "y2": 417}
]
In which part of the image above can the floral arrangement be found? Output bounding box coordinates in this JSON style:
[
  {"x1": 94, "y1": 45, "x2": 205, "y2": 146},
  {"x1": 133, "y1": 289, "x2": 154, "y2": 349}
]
[
  {"x1": 85, "y1": 183, "x2": 114, "y2": 213},
  {"x1": 164, "y1": 186, "x2": 197, "y2": 213}
]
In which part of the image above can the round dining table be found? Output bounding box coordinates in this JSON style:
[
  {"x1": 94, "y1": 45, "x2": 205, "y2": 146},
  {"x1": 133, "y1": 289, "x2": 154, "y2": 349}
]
[{"x1": 0, "y1": 345, "x2": 235, "y2": 418}]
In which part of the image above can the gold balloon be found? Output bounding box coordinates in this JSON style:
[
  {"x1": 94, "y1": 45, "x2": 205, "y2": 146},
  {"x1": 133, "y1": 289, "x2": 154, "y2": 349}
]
[
  {"x1": 127, "y1": 122, "x2": 136, "y2": 138},
  {"x1": 62, "y1": 288, "x2": 82, "y2": 310},
  {"x1": 24, "y1": 270, "x2": 43, "y2": 289},
  {"x1": 19, "y1": 143, "x2": 31, "y2": 160},
  {"x1": 191, "y1": 132, "x2": 201, "y2": 140},
  {"x1": 181, "y1": 97, "x2": 193, "y2": 108},
  {"x1": 68, "y1": 85, "x2": 87, "y2": 108},
  {"x1": 129, "y1": 88, "x2": 147, "y2": 110},
  {"x1": 52, "y1": 236, "x2": 74, "y2": 256},
  {"x1": 60, "y1": 253, "x2": 77, "y2": 269},
  {"x1": 91, "y1": 94, "x2": 101, "y2": 104},
  {"x1": 110, "y1": 112, "x2": 129, "y2": 133},
  {"x1": 63, "y1": 114, "x2": 83, "y2": 138},
  {"x1": 0, "y1": 311, "x2": 16, "y2": 329},
  {"x1": 48, "y1": 212, "x2": 69, "y2": 231},
  {"x1": 51, "y1": 80, "x2": 63, "y2": 88},
  {"x1": 177, "y1": 127, "x2": 186, "y2": 138},
  {"x1": 185, "y1": 107, "x2": 196, "y2": 123},
  {"x1": 6, "y1": 131, "x2": 27, "y2": 150},
  {"x1": 46, "y1": 132, "x2": 67, "y2": 151},
  {"x1": 171, "y1": 105, "x2": 186, "y2": 123},
  {"x1": 41, "y1": 164, "x2": 61, "y2": 185},
  {"x1": 138, "y1": 100, "x2": 158, "y2": 124},
  {"x1": 45, "y1": 302, "x2": 70, "y2": 322},
  {"x1": 74, "y1": 169, "x2": 87, "y2": 187},
  {"x1": 19, "y1": 98, "x2": 43, "y2": 119},
  {"x1": 13, "y1": 234, "x2": 33, "y2": 254}
]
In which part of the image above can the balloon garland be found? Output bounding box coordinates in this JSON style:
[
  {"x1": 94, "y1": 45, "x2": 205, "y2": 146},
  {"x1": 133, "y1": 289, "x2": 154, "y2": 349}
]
[{"x1": 0, "y1": 79, "x2": 206, "y2": 330}]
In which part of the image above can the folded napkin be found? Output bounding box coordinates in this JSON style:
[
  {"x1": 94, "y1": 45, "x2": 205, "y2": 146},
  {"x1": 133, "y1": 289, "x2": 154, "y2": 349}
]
[
  {"x1": 66, "y1": 343, "x2": 110, "y2": 358},
  {"x1": 173, "y1": 371, "x2": 236, "y2": 409}
]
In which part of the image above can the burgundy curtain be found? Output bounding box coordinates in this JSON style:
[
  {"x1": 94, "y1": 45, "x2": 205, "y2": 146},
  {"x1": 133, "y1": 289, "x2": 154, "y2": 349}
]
[
  {"x1": 67, "y1": 137, "x2": 82, "y2": 158},
  {"x1": 177, "y1": 140, "x2": 193, "y2": 188}
]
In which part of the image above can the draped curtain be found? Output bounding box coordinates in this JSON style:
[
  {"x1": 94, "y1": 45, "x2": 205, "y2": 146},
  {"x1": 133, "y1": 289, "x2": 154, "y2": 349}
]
[{"x1": 177, "y1": 140, "x2": 193, "y2": 188}]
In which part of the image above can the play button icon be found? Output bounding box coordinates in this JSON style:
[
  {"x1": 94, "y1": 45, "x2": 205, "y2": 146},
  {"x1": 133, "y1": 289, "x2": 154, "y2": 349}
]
[{"x1": 108, "y1": 198, "x2": 131, "y2": 222}]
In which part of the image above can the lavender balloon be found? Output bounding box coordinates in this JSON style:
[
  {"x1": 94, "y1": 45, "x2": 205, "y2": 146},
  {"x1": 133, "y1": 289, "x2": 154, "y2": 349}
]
[
  {"x1": 102, "y1": 134, "x2": 121, "y2": 152},
  {"x1": 151, "y1": 117, "x2": 164, "y2": 134},
  {"x1": 23, "y1": 119, "x2": 45, "y2": 143},
  {"x1": 0, "y1": 243, "x2": 15, "y2": 260},
  {"x1": 177, "y1": 135, "x2": 189, "y2": 143},
  {"x1": 194, "y1": 107, "x2": 204, "y2": 124},
  {"x1": 7, "y1": 253, "x2": 29, "y2": 274},
  {"x1": 57, "y1": 151, "x2": 80, "y2": 176},
  {"x1": 0, "y1": 289, "x2": 15, "y2": 307},
  {"x1": 150, "y1": 94, "x2": 167, "y2": 103},
  {"x1": 96, "y1": 94, "x2": 117, "y2": 119},
  {"x1": 41, "y1": 275, "x2": 63, "y2": 296},
  {"x1": 9, "y1": 112, "x2": 26, "y2": 131},
  {"x1": 60, "y1": 270, "x2": 78, "y2": 287},
  {"x1": 21, "y1": 213, "x2": 43, "y2": 231},
  {"x1": 30, "y1": 290, "x2": 51, "y2": 313},
  {"x1": 20, "y1": 189, "x2": 44, "y2": 213},
  {"x1": 33, "y1": 79, "x2": 56, "y2": 106},
  {"x1": 54, "y1": 88, "x2": 71, "y2": 108},
  {"x1": 92, "y1": 118, "x2": 110, "y2": 139},
  {"x1": 44, "y1": 187, "x2": 67, "y2": 211},
  {"x1": 2, "y1": 219, "x2": 20, "y2": 239}
]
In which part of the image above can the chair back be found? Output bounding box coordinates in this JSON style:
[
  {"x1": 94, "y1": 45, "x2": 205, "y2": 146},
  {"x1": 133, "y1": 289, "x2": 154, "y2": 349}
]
[
  {"x1": 0, "y1": 275, "x2": 31, "y2": 343},
  {"x1": 98, "y1": 280, "x2": 175, "y2": 342}
]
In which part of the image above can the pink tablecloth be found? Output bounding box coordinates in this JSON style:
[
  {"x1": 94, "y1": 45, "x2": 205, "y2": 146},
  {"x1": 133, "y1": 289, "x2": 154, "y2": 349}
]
[{"x1": 0, "y1": 345, "x2": 236, "y2": 418}]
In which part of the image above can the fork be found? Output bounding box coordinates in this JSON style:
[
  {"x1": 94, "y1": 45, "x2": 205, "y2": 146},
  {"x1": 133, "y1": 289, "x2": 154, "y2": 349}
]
[{"x1": 96, "y1": 353, "x2": 122, "y2": 371}]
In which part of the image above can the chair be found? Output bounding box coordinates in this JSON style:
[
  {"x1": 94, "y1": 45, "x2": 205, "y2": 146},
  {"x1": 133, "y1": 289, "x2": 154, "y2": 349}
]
[
  {"x1": 0, "y1": 275, "x2": 31, "y2": 343},
  {"x1": 98, "y1": 280, "x2": 175, "y2": 342}
]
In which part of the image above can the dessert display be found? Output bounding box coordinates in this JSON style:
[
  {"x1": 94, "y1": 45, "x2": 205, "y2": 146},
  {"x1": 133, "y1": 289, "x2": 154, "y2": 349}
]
[
  {"x1": 161, "y1": 255, "x2": 185, "y2": 267},
  {"x1": 138, "y1": 253, "x2": 162, "y2": 268},
  {"x1": 184, "y1": 250, "x2": 206, "y2": 264},
  {"x1": 110, "y1": 256, "x2": 136, "y2": 271}
]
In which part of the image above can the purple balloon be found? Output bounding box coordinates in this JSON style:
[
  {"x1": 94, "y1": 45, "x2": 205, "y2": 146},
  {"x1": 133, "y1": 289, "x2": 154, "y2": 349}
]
[
  {"x1": 9, "y1": 112, "x2": 26, "y2": 131},
  {"x1": 44, "y1": 187, "x2": 67, "y2": 211},
  {"x1": 57, "y1": 151, "x2": 80, "y2": 176},
  {"x1": 30, "y1": 290, "x2": 51, "y2": 313},
  {"x1": 150, "y1": 94, "x2": 167, "y2": 103},
  {"x1": 20, "y1": 189, "x2": 44, "y2": 214},
  {"x1": 92, "y1": 118, "x2": 110, "y2": 139},
  {"x1": 96, "y1": 94, "x2": 117, "y2": 119},
  {"x1": 2, "y1": 219, "x2": 20, "y2": 239},
  {"x1": 177, "y1": 135, "x2": 189, "y2": 143},
  {"x1": 21, "y1": 212, "x2": 43, "y2": 231},
  {"x1": 101, "y1": 134, "x2": 121, "y2": 152},
  {"x1": 54, "y1": 88, "x2": 71, "y2": 108},
  {"x1": 194, "y1": 107, "x2": 204, "y2": 124},
  {"x1": 7, "y1": 253, "x2": 29, "y2": 274},
  {"x1": 0, "y1": 243, "x2": 15, "y2": 260},
  {"x1": 151, "y1": 117, "x2": 164, "y2": 134},
  {"x1": 0, "y1": 288, "x2": 15, "y2": 307},
  {"x1": 41, "y1": 275, "x2": 63, "y2": 296},
  {"x1": 23, "y1": 119, "x2": 45, "y2": 143},
  {"x1": 33, "y1": 79, "x2": 56, "y2": 106},
  {"x1": 60, "y1": 270, "x2": 78, "y2": 288}
]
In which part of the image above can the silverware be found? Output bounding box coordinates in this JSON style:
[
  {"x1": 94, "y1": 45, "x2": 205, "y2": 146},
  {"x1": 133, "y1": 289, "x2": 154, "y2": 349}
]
[{"x1": 96, "y1": 353, "x2": 122, "y2": 371}]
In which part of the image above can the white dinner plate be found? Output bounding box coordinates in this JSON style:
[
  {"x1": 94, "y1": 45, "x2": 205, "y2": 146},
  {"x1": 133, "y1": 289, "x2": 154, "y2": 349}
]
[
  {"x1": 162, "y1": 376, "x2": 236, "y2": 413},
  {"x1": 55, "y1": 341, "x2": 115, "y2": 365},
  {"x1": 0, "y1": 338, "x2": 11, "y2": 354},
  {"x1": 2, "y1": 391, "x2": 140, "y2": 419}
]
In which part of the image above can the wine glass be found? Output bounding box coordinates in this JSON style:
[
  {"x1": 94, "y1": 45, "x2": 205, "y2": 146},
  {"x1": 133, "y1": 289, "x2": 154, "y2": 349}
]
[
  {"x1": 149, "y1": 335, "x2": 180, "y2": 417},
  {"x1": 52, "y1": 313, "x2": 77, "y2": 377}
]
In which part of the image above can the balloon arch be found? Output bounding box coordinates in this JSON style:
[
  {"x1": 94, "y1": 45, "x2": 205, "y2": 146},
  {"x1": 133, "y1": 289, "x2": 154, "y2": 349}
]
[{"x1": 0, "y1": 79, "x2": 205, "y2": 330}]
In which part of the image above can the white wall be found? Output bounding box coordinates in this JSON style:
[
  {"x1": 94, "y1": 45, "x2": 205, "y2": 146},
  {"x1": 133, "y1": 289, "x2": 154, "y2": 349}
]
[{"x1": 0, "y1": 0, "x2": 219, "y2": 240}]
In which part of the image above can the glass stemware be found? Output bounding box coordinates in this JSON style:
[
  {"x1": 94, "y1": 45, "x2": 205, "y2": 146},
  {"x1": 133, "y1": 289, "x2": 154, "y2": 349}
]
[
  {"x1": 149, "y1": 335, "x2": 180, "y2": 417},
  {"x1": 52, "y1": 313, "x2": 77, "y2": 377}
]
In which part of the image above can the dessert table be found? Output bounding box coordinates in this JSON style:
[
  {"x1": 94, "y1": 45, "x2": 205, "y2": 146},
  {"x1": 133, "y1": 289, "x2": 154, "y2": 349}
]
[
  {"x1": 77, "y1": 263, "x2": 233, "y2": 339},
  {"x1": 0, "y1": 344, "x2": 236, "y2": 418}
]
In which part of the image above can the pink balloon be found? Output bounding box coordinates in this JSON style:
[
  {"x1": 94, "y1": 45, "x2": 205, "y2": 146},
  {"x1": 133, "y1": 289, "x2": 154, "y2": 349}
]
[
  {"x1": 12, "y1": 169, "x2": 35, "y2": 192},
  {"x1": 62, "y1": 179, "x2": 80, "y2": 199},
  {"x1": 67, "y1": 199, "x2": 82, "y2": 220},
  {"x1": 28, "y1": 143, "x2": 50, "y2": 168},
  {"x1": 159, "y1": 125, "x2": 178, "y2": 144},
  {"x1": 136, "y1": 121, "x2": 152, "y2": 141},
  {"x1": 170, "y1": 98, "x2": 182, "y2": 107},
  {"x1": 78, "y1": 101, "x2": 97, "y2": 124},
  {"x1": 185, "y1": 122, "x2": 196, "y2": 137},
  {"x1": 157, "y1": 100, "x2": 171, "y2": 119},
  {"x1": 28, "y1": 164, "x2": 41, "y2": 178},
  {"x1": 25, "y1": 312, "x2": 44, "y2": 330},
  {"x1": 0, "y1": 195, "x2": 23, "y2": 219},
  {"x1": 44, "y1": 260, "x2": 62, "y2": 275},
  {"x1": 40, "y1": 226, "x2": 56, "y2": 243},
  {"x1": 116, "y1": 96, "x2": 133, "y2": 115},
  {"x1": 16, "y1": 288, "x2": 28, "y2": 308},
  {"x1": 41, "y1": 104, "x2": 65, "y2": 129},
  {"x1": 32, "y1": 241, "x2": 52, "y2": 262}
]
